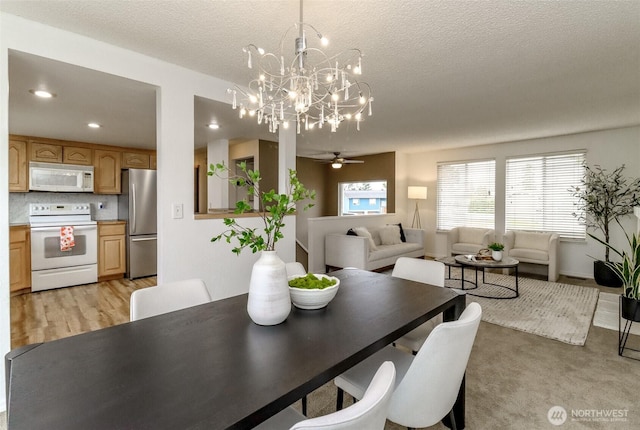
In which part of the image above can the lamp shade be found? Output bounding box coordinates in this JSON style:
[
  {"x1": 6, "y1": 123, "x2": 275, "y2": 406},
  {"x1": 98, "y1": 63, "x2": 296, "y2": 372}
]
[{"x1": 408, "y1": 186, "x2": 427, "y2": 200}]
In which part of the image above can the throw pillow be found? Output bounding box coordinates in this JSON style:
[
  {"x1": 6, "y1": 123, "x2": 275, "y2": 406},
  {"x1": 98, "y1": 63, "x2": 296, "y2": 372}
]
[
  {"x1": 388, "y1": 223, "x2": 406, "y2": 242},
  {"x1": 346, "y1": 228, "x2": 357, "y2": 236},
  {"x1": 354, "y1": 226, "x2": 378, "y2": 250},
  {"x1": 379, "y1": 225, "x2": 403, "y2": 245}
]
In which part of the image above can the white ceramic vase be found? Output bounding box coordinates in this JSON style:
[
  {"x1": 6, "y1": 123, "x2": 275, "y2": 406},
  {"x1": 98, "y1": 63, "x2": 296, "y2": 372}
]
[
  {"x1": 247, "y1": 250, "x2": 291, "y2": 326},
  {"x1": 492, "y1": 250, "x2": 503, "y2": 261}
]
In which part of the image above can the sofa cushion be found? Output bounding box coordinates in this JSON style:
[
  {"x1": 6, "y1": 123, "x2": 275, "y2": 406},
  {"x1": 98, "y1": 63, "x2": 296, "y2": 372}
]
[
  {"x1": 391, "y1": 223, "x2": 407, "y2": 242},
  {"x1": 370, "y1": 243, "x2": 423, "y2": 262},
  {"x1": 368, "y1": 227, "x2": 382, "y2": 246},
  {"x1": 354, "y1": 227, "x2": 378, "y2": 250},
  {"x1": 509, "y1": 248, "x2": 549, "y2": 263},
  {"x1": 379, "y1": 225, "x2": 403, "y2": 245},
  {"x1": 459, "y1": 228, "x2": 486, "y2": 245},
  {"x1": 514, "y1": 231, "x2": 551, "y2": 251},
  {"x1": 452, "y1": 243, "x2": 485, "y2": 255}
]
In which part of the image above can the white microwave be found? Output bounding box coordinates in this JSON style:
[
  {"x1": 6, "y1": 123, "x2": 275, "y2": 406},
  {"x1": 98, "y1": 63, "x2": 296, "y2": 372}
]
[{"x1": 29, "y1": 162, "x2": 94, "y2": 193}]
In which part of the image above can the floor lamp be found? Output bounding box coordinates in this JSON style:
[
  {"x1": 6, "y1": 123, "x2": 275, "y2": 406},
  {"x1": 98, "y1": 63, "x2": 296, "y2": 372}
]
[{"x1": 408, "y1": 186, "x2": 427, "y2": 229}]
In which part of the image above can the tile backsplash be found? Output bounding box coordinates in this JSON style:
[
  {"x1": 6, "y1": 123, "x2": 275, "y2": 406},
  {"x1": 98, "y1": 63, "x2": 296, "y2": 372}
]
[{"x1": 10, "y1": 192, "x2": 118, "y2": 224}]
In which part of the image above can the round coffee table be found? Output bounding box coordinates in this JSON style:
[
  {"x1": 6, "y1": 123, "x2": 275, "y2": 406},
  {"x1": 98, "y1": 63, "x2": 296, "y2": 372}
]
[
  {"x1": 454, "y1": 255, "x2": 520, "y2": 299},
  {"x1": 435, "y1": 256, "x2": 477, "y2": 291}
]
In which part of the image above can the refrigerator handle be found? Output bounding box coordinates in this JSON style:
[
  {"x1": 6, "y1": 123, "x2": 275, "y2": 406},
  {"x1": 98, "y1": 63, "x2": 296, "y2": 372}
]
[{"x1": 131, "y1": 183, "x2": 136, "y2": 234}]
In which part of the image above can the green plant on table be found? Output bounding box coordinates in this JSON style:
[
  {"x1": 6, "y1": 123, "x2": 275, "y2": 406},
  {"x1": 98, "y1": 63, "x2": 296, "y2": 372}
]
[
  {"x1": 488, "y1": 242, "x2": 504, "y2": 251},
  {"x1": 208, "y1": 161, "x2": 315, "y2": 255}
]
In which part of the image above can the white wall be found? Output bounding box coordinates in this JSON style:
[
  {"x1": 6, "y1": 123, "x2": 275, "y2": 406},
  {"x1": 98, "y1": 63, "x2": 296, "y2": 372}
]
[
  {"x1": 406, "y1": 126, "x2": 640, "y2": 278},
  {"x1": 0, "y1": 12, "x2": 296, "y2": 412}
]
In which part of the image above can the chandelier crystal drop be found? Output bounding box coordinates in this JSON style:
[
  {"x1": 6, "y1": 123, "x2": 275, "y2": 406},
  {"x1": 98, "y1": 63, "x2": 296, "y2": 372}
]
[{"x1": 228, "y1": 0, "x2": 373, "y2": 134}]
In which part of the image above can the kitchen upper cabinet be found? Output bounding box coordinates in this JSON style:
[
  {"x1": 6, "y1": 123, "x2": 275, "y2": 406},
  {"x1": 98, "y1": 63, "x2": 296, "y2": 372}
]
[
  {"x1": 9, "y1": 139, "x2": 28, "y2": 192},
  {"x1": 94, "y1": 149, "x2": 122, "y2": 194},
  {"x1": 29, "y1": 141, "x2": 63, "y2": 163},
  {"x1": 149, "y1": 154, "x2": 157, "y2": 170},
  {"x1": 122, "y1": 151, "x2": 150, "y2": 169},
  {"x1": 98, "y1": 221, "x2": 126, "y2": 280},
  {"x1": 63, "y1": 146, "x2": 93, "y2": 165},
  {"x1": 10, "y1": 225, "x2": 31, "y2": 293}
]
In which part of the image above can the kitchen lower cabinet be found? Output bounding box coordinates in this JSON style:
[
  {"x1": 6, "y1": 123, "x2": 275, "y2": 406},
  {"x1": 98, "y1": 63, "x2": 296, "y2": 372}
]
[
  {"x1": 98, "y1": 221, "x2": 126, "y2": 281},
  {"x1": 10, "y1": 225, "x2": 31, "y2": 293}
]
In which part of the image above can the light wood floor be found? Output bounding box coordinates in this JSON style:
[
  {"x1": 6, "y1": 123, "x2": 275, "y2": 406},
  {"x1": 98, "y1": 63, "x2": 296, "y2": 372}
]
[{"x1": 10, "y1": 277, "x2": 156, "y2": 349}]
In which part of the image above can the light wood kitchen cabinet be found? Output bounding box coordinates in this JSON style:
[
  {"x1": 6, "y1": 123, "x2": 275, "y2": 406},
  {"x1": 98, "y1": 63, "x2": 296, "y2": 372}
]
[
  {"x1": 9, "y1": 139, "x2": 29, "y2": 192},
  {"x1": 149, "y1": 154, "x2": 157, "y2": 170},
  {"x1": 122, "y1": 151, "x2": 150, "y2": 169},
  {"x1": 63, "y1": 146, "x2": 93, "y2": 165},
  {"x1": 98, "y1": 221, "x2": 126, "y2": 280},
  {"x1": 29, "y1": 141, "x2": 63, "y2": 163},
  {"x1": 10, "y1": 225, "x2": 31, "y2": 293},
  {"x1": 94, "y1": 149, "x2": 122, "y2": 194}
]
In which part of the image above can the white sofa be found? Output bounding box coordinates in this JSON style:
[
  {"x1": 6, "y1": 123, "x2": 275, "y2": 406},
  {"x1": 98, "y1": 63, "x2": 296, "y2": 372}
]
[
  {"x1": 504, "y1": 230, "x2": 559, "y2": 282},
  {"x1": 325, "y1": 225, "x2": 424, "y2": 271},
  {"x1": 447, "y1": 227, "x2": 495, "y2": 256}
]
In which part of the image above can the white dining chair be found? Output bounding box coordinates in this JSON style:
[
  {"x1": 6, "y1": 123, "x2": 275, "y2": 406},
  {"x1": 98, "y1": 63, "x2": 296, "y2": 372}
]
[
  {"x1": 286, "y1": 262, "x2": 307, "y2": 277},
  {"x1": 391, "y1": 257, "x2": 446, "y2": 354},
  {"x1": 335, "y1": 302, "x2": 482, "y2": 430},
  {"x1": 254, "y1": 361, "x2": 396, "y2": 430},
  {"x1": 130, "y1": 278, "x2": 212, "y2": 321}
]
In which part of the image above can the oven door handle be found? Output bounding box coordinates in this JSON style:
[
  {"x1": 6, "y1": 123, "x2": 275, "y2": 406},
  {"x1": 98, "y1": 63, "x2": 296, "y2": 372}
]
[{"x1": 31, "y1": 225, "x2": 97, "y2": 233}]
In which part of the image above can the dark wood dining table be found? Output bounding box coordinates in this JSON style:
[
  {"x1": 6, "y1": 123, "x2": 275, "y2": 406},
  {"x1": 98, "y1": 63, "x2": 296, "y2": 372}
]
[{"x1": 5, "y1": 269, "x2": 467, "y2": 429}]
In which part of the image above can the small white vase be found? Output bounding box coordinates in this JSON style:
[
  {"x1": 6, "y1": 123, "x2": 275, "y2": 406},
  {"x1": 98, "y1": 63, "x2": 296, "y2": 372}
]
[
  {"x1": 247, "y1": 250, "x2": 291, "y2": 326},
  {"x1": 492, "y1": 250, "x2": 503, "y2": 261}
]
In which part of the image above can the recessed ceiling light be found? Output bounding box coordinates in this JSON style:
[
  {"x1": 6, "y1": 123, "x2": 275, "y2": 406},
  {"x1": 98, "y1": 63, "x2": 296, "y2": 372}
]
[
  {"x1": 29, "y1": 89, "x2": 55, "y2": 98},
  {"x1": 87, "y1": 122, "x2": 101, "y2": 129},
  {"x1": 208, "y1": 123, "x2": 220, "y2": 130}
]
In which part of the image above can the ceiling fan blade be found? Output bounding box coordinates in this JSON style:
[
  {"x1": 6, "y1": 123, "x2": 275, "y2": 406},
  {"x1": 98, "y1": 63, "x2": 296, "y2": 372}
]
[{"x1": 342, "y1": 160, "x2": 365, "y2": 164}]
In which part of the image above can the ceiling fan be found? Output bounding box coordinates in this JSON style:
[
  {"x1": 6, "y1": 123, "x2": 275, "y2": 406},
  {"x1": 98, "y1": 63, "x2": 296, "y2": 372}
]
[{"x1": 318, "y1": 152, "x2": 365, "y2": 169}]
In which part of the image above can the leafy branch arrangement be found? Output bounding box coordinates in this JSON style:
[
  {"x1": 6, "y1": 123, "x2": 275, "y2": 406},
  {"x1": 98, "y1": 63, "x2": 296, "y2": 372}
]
[
  {"x1": 208, "y1": 161, "x2": 315, "y2": 254},
  {"x1": 570, "y1": 164, "x2": 640, "y2": 262}
]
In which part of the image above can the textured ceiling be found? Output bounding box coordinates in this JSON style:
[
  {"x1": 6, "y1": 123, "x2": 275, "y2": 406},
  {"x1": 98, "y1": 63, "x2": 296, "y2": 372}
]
[{"x1": 2, "y1": 0, "x2": 639, "y2": 156}]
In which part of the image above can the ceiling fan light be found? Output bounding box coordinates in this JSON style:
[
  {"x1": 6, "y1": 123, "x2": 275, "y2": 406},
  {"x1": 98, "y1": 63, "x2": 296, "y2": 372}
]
[{"x1": 331, "y1": 162, "x2": 342, "y2": 169}]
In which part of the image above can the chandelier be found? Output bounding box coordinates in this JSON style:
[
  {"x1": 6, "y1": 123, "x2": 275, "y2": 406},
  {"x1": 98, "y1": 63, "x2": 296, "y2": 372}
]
[{"x1": 228, "y1": 0, "x2": 373, "y2": 134}]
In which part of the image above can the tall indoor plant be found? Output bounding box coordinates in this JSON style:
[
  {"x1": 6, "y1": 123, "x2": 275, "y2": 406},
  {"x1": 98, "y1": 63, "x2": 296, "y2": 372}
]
[
  {"x1": 208, "y1": 161, "x2": 315, "y2": 325},
  {"x1": 590, "y1": 231, "x2": 640, "y2": 323},
  {"x1": 570, "y1": 164, "x2": 640, "y2": 287}
]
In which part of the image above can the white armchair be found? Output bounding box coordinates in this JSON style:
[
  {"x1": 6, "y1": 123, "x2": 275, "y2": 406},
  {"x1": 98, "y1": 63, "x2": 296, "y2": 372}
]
[
  {"x1": 504, "y1": 230, "x2": 559, "y2": 282},
  {"x1": 447, "y1": 227, "x2": 495, "y2": 256}
]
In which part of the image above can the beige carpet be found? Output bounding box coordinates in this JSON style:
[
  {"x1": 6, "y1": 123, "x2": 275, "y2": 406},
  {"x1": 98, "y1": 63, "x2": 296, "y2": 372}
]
[
  {"x1": 593, "y1": 292, "x2": 640, "y2": 336},
  {"x1": 445, "y1": 268, "x2": 599, "y2": 345}
]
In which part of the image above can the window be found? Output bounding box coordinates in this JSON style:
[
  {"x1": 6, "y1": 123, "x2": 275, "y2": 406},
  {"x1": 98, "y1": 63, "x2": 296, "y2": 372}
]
[
  {"x1": 505, "y1": 152, "x2": 585, "y2": 239},
  {"x1": 339, "y1": 181, "x2": 387, "y2": 215},
  {"x1": 437, "y1": 160, "x2": 495, "y2": 230}
]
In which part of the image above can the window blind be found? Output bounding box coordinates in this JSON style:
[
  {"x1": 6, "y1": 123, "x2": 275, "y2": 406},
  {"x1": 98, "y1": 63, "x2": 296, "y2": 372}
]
[
  {"x1": 505, "y1": 152, "x2": 586, "y2": 239},
  {"x1": 437, "y1": 160, "x2": 496, "y2": 230}
]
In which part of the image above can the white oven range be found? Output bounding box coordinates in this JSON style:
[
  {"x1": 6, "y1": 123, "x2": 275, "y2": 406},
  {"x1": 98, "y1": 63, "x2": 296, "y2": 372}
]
[{"x1": 29, "y1": 203, "x2": 98, "y2": 292}]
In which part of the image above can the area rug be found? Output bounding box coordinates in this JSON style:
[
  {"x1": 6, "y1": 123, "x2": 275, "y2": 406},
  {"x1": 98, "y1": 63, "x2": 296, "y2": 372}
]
[
  {"x1": 593, "y1": 292, "x2": 640, "y2": 336},
  {"x1": 444, "y1": 268, "x2": 599, "y2": 345}
]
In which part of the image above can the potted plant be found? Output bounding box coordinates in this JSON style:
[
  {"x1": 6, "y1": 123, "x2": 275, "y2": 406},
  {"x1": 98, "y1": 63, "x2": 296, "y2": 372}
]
[
  {"x1": 208, "y1": 161, "x2": 315, "y2": 325},
  {"x1": 590, "y1": 231, "x2": 640, "y2": 323},
  {"x1": 488, "y1": 242, "x2": 504, "y2": 261},
  {"x1": 570, "y1": 164, "x2": 640, "y2": 287}
]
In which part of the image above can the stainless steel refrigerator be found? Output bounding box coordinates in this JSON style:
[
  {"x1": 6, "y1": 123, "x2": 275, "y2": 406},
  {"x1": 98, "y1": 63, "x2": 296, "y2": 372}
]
[{"x1": 118, "y1": 169, "x2": 157, "y2": 279}]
